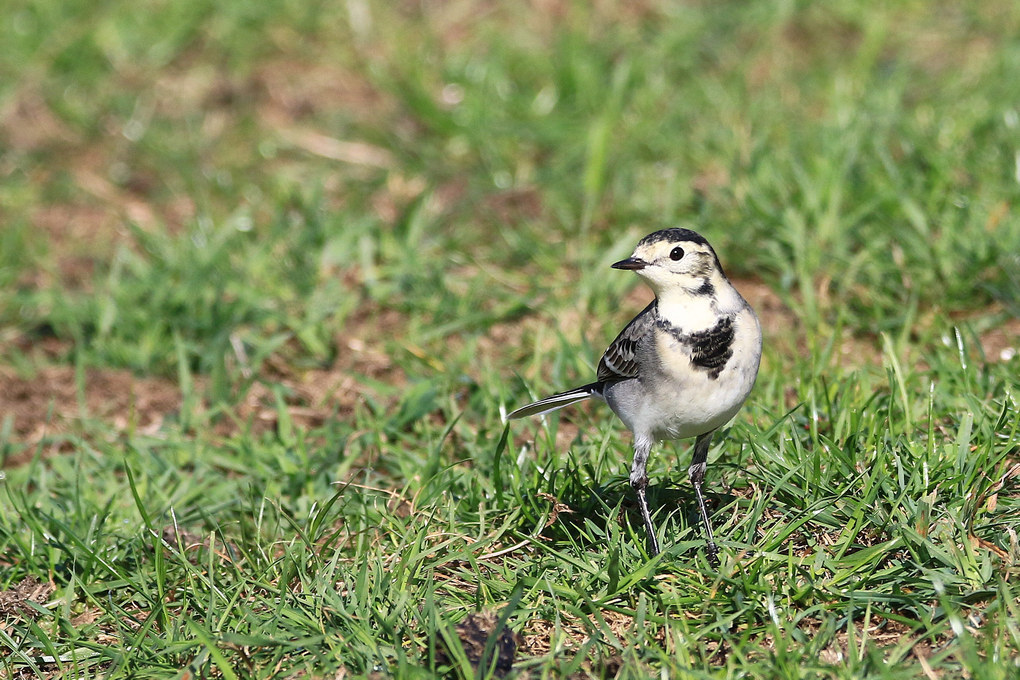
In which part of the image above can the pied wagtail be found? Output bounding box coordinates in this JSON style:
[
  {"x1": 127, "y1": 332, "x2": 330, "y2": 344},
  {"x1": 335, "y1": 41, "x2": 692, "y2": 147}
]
[{"x1": 506, "y1": 228, "x2": 762, "y2": 561}]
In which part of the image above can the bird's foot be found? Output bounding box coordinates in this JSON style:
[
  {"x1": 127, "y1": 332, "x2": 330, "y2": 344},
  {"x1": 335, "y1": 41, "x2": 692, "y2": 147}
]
[{"x1": 705, "y1": 541, "x2": 720, "y2": 568}]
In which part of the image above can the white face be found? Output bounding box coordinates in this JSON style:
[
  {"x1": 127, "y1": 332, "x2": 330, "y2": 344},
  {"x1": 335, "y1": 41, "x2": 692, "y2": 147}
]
[{"x1": 626, "y1": 239, "x2": 721, "y2": 292}]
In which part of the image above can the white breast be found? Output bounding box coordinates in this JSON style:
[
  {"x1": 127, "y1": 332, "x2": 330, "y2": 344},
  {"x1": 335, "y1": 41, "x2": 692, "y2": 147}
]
[{"x1": 605, "y1": 306, "x2": 761, "y2": 442}]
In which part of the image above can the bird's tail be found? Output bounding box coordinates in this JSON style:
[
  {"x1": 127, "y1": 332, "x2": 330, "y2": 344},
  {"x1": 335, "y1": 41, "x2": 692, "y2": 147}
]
[{"x1": 505, "y1": 383, "x2": 602, "y2": 421}]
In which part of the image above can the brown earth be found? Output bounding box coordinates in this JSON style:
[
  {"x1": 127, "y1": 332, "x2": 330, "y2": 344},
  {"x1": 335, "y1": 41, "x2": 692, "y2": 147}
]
[
  {"x1": 0, "y1": 365, "x2": 180, "y2": 466},
  {"x1": 3, "y1": 272, "x2": 1016, "y2": 468},
  {"x1": 3, "y1": 45, "x2": 1017, "y2": 469}
]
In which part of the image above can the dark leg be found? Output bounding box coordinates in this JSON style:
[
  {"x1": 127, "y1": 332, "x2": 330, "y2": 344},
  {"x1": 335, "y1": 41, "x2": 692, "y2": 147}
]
[
  {"x1": 629, "y1": 436, "x2": 660, "y2": 556},
  {"x1": 690, "y1": 431, "x2": 720, "y2": 566}
]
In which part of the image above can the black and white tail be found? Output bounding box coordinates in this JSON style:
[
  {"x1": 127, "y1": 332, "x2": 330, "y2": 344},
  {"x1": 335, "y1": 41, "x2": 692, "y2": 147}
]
[{"x1": 505, "y1": 383, "x2": 603, "y2": 420}]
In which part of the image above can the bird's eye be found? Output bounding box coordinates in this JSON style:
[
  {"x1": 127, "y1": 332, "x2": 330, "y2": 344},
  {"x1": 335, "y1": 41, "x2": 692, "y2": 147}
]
[{"x1": 670, "y1": 246, "x2": 685, "y2": 261}]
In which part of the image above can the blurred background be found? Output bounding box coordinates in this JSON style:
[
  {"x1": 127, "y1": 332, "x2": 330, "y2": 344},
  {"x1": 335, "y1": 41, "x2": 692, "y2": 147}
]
[{"x1": 2, "y1": 0, "x2": 1017, "y2": 412}]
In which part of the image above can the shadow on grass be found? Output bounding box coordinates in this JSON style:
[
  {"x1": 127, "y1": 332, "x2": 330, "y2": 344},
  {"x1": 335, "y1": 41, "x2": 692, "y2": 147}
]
[{"x1": 534, "y1": 471, "x2": 740, "y2": 559}]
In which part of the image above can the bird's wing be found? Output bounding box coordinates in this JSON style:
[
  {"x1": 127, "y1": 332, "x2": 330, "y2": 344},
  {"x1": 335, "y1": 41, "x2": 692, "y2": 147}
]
[{"x1": 596, "y1": 301, "x2": 657, "y2": 384}]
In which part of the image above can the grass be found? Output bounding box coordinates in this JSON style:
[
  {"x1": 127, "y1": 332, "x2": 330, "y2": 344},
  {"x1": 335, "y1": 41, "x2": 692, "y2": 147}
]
[{"x1": 1, "y1": 0, "x2": 1019, "y2": 677}]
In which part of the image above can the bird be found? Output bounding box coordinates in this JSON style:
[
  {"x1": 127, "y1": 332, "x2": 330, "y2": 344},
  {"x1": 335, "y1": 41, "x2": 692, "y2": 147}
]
[{"x1": 505, "y1": 228, "x2": 762, "y2": 561}]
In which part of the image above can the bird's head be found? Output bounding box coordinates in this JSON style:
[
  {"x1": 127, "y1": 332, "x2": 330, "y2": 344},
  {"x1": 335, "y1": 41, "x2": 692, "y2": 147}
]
[{"x1": 611, "y1": 228, "x2": 725, "y2": 297}]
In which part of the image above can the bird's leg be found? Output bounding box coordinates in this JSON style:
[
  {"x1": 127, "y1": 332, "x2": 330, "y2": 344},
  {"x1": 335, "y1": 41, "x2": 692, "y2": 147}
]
[
  {"x1": 629, "y1": 436, "x2": 660, "y2": 557},
  {"x1": 689, "y1": 431, "x2": 720, "y2": 566}
]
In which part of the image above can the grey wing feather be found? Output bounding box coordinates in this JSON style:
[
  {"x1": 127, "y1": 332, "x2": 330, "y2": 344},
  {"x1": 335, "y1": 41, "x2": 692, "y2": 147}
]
[{"x1": 596, "y1": 301, "x2": 657, "y2": 384}]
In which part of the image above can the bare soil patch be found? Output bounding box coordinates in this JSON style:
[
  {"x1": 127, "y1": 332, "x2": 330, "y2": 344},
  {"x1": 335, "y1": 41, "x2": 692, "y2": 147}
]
[
  {"x1": 0, "y1": 576, "x2": 54, "y2": 620},
  {"x1": 977, "y1": 315, "x2": 1020, "y2": 362},
  {"x1": 251, "y1": 58, "x2": 391, "y2": 124},
  {"x1": 214, "y1": 305, "x2": 408, "y2": 436},
  {"x1": 0, "y1": 298, "x2": 409, "y2": 461},
  {"x1": 0, "y1": 365, "x2": 180, "y2": 464},
  {"x1": 0, "y1": 88, "x2": 74, "y2": 154}
]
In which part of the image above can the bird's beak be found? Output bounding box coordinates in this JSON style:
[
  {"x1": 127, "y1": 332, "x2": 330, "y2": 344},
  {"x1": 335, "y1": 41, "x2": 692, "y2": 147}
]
[{"x1": 611, "y1": 257, "x2": 647, "y2": 271}]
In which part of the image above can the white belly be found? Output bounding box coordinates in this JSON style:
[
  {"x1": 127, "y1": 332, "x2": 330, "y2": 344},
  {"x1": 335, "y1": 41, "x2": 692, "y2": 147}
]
[{"x1": 604, "y1": 313, "x2": 761, "y2": 441}]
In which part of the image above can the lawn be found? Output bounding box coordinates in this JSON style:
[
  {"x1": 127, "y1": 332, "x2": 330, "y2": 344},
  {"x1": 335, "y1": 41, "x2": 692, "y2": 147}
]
[{"x1": 1, "y1": 0, "x2": 1019, "y2": 678}]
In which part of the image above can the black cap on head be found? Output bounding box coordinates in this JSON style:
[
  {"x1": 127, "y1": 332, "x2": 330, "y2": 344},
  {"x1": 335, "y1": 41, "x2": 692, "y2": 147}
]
[{"x1": 637, "y1": 228, "x2": 709, "y2": 248}]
